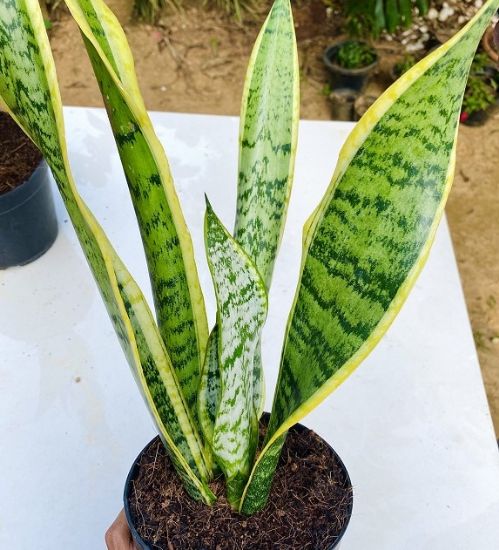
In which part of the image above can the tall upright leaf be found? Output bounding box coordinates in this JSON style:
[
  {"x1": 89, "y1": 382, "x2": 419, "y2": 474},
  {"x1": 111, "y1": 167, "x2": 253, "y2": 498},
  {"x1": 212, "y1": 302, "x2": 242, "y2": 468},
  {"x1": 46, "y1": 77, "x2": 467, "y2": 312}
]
[
  {"x1": 197, "y1": 0, "x2": 299, "y2": 439},
  {"x1": 416, "y1": 0, "x2": 429, "y2": 15},
  {"x1": 197, "y1": 326, "x2": 220, "y2": 447},
  {"x1": 373, "y1": 0, "x2": 387, "y2": 33},
  {"x1": 64, "y1": 0, "x2": 208, "y2": 414},
  {"x1": 205, "y1": 201, "x2": 268, "y2": 508},
  {"x1": 235, "y1": 0, "x2": 299, "y2": 288},
  {"x1": 398, "y1": 0, "x2": 413, "y2": 26},
  {"x1": 385, "y1": 0, "x2": 400, "y2": 33},
  {"x1": 240, "y1": 0, "x2": 499, "y2": 514},
  {"x1": 0, "y1": 0, "x2": 213, "y2": 503}
]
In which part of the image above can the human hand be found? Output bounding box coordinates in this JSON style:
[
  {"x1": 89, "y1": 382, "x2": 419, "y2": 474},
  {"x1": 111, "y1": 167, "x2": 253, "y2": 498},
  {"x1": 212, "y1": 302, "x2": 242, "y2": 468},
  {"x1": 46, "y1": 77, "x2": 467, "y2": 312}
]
[{"x1": 105, "y1": 509, "x2": 139, "y2": 550}]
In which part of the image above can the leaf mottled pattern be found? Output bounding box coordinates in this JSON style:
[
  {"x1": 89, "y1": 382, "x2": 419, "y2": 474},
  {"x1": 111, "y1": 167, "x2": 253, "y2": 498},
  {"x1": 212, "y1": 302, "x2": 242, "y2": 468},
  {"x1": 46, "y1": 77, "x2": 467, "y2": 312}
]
[
  {"x1": 198, "y1": 0, "x2": 299, "y2": 440},
  {"x1": 241, "y1": 0, "x2": 499, "y2": 514},
  {"x1": 66, "y1": 0, "x2": 208, "y2": 415},
  {"x1": 205, "y1": 201, "x2": 268, "y2": 507},
  {"x1": 0, "y1": 0, "x2": 213, "y2": 503}
]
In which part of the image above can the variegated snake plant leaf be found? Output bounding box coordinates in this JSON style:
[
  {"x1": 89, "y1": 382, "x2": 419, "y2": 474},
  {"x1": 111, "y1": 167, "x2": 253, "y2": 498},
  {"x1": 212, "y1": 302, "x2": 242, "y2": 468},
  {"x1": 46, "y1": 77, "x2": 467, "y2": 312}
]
[
  {"x1": 0, "y1": 0, "x2": 214, "y2": 503},
  {"x1": 65, "y1": 0, "x2": 208, "y2": 416},
  {"x1": 240, "y1": 0, "x2": 499, "y2": 514},
  {"x1": 197, "y1": 0, "x2": 299, "y2": 446},
  {"x1": 1, "y1": 0, "x2": 497, "y2": 517},
  {"x1": 204, "y1": 200, "x2": 268, "y2": 508}
]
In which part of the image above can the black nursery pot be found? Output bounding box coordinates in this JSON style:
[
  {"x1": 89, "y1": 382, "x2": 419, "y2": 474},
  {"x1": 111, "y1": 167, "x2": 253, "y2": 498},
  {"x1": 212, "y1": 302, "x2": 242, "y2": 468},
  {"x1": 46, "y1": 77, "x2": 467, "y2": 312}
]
[
  {"x1": 124, "y1": 415, "x2": 353, "y2": 550},
  {"x1": 0, "y1": 160, "x2": 58, "y2": 268},
  {"x1": 323, "y1": 41, "x2": 378, "y2": 91}
]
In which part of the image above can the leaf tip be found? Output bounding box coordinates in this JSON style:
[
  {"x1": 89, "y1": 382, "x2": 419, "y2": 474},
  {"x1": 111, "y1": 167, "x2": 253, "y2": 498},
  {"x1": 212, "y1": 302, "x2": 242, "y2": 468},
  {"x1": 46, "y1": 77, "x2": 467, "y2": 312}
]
[
  {"x1": 205, "y1": 193, "x2": 215, "y2": 210},
  {"x1": 204, "y1": 195, "x2": 219, "y2": 242}
]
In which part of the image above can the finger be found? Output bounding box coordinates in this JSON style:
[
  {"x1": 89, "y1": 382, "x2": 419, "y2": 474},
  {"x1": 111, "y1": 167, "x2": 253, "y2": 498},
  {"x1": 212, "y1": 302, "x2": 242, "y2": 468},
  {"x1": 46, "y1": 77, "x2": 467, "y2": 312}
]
[{"x1": 105, "y1": 509, "x2": 135, "y2": 549}]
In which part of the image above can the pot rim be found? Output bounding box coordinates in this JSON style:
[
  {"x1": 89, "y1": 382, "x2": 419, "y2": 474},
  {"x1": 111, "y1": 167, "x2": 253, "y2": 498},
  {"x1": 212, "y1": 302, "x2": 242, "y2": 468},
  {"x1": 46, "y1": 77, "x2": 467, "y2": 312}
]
[
  {"x1": 482, "y1": 26, "x2": 498, "y2": 63},
  {"x1": 0, "y1": 159, "x2": 48, "y2": 215},
  {"x1": 124, "y1": 415, "x2": 354, "y2": 550}
]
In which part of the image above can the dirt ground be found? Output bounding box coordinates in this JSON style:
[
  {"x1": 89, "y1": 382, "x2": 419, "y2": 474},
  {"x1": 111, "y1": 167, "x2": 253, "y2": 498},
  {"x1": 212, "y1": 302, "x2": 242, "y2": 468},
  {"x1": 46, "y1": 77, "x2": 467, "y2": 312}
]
[{"x1": 47, "y1": 0, "x2": 499, "y2": 435}]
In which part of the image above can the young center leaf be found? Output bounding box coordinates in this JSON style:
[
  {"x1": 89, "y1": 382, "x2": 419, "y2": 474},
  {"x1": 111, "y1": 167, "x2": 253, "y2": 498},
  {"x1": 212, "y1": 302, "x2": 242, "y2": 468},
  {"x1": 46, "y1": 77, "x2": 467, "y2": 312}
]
[
  {"x1": 0, "y1": 0, "x2": 213, "y2": 503},
  {"x1": 197, "y1": 325, "x2": 220, "y2": 447},
  {"x1": 197, "y1": 0, "x2": 299, "y2": 441},
  {"x1": 240, "y1": 0, "x2": 499, "y2": 514},
  {"x1": 205, "y1": 200, "x2": 268, "y2": 508},
  {"x1": 64, "y1": 0, "x2": 208, "y2": 415},
  {"x1": 235, "y1": 0, "x2": 299, "y2": 288}
]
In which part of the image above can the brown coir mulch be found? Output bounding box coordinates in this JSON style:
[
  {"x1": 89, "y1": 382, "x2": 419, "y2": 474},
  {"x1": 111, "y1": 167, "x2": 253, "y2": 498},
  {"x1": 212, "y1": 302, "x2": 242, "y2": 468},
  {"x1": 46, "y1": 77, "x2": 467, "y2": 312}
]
[
  {"x1": 0, "y1": 112, "x2": 42, "y2": 195},
  {"x1": 128, "y1": 426, "x2": 353, "y2": 550}
]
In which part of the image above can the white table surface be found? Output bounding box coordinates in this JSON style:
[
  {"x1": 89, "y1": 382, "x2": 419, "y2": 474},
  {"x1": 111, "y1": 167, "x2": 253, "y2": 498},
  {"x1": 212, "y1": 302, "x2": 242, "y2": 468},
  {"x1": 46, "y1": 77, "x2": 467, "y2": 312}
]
[{"x1": 1, "y1": 107, "x2": 499, "y2": 550}]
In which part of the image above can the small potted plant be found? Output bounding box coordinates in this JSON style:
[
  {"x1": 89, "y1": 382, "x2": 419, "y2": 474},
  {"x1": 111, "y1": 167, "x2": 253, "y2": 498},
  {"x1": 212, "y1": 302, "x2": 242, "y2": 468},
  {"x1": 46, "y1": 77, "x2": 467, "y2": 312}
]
[
  {"x1": 0, "y1": 111, "x2": 58, "y2": 268},
  {"x1": 1, "y1": 0, "x2": 498, "y2": 548},
  {"x1": 460, "y1": 52, "x2": 498, "y2": 125},
  {"x1": 323, "y1": 39, "x2": 378, "y2": 91}
]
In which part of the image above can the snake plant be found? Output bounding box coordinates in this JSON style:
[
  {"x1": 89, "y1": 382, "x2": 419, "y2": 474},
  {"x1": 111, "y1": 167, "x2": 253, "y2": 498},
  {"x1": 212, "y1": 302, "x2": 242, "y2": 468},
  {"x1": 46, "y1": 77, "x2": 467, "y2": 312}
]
[{"x1": 0, "y1": 0, "x2": 496, "y2": 515}]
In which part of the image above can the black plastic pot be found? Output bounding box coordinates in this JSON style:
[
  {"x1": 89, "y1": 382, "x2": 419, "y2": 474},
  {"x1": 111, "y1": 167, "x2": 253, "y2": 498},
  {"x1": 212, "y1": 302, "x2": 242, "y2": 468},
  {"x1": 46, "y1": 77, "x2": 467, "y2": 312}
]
[
  {"x1": 323, "y1": 40, "x2": 378, "y2": 91},
  {"x1": 482, "y1": 26, "x2": 498, "y2": 64},
  {"x1": 0, "y1": 160, "x2": 58, "y2": 268},
  {"x1": 124, "y1": 416, "x2": 353, "y2": 550}
]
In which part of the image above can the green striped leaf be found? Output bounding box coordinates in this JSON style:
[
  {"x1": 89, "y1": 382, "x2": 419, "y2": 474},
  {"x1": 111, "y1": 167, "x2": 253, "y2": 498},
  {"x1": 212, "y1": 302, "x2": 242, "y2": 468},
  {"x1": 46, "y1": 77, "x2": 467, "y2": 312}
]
[
  {"x1": 197, "y1": 325, "x2": 220, "y2": 447},
  {"x1": 0, "y1": 0, "x2": 213, "y2": 503},
  {"x1": 64, "y1": 0, "x2": 208, "y2": 415},
  {"x1": 205, "y1": 200, "x2": 268, "y2": 508},
  {"x1": 240, "y1": 0, "x2": 499, "y2": 514},
  {"x1": 197, "y1": 0, "x2": 299, "y2": 439},
  {"x1": 398, "y1": 0, "x2": 412, "y2": 26},
  {"x1": 374, "y1": 0, "x2": 387, "y2": 34},
  {"x1": 385, "y1": 0, "x2": 400, "y2": 33},
  {"x1": 235, "y1": 0, "x2": 298, "y2": 418},
  {"x1": 235, "y1": 0, "x2": 299, "y2": 288},
  {"x1": 415, "y1": 0, "x2": 429, "y2": 15}
]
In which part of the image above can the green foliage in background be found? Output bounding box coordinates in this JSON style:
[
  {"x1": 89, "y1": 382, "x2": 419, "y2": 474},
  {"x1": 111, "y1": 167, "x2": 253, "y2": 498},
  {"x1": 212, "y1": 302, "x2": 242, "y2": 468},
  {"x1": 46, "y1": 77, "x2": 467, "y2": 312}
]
[
  {"x1": 344, "y1": 0, "x2": 430, "y2": 37},
  {"x1": 463, "y1": 52, "x2": 498, "y2": 115},
  {"x1": 336, "y1": 40, "x2": 377, "y2": 69},
  {"x1": 208, "y1": 0, "x2": 265, "y2": 21},
  {"x1": 134, "y1": 0, "x2": 169, "y2": 22}
]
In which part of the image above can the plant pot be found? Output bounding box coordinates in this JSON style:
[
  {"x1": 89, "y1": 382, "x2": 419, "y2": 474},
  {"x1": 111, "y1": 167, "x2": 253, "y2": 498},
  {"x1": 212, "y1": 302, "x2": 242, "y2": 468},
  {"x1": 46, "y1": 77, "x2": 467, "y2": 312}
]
[
  {"x1": 124, "y1": 415, "x2": 353, "y2": 550},
  {"x1": 323, "y1": 40, "x2": 378, "y2": 92},
  {"x1": 329, "y1": 88, "x2": 358, "y2": 121},
  {"x1": 482, "y1": 26, "x2": 498, "y2": 64},
  {"x1": 0, "y1": 160, "x2": 58, "y2": 268}
]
